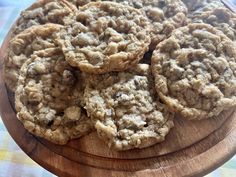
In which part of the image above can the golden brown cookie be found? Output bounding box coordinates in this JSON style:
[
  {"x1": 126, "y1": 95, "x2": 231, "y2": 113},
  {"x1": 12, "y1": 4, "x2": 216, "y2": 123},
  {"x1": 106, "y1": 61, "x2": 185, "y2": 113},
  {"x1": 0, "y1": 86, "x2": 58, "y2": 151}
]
[
  {"x1": 152, "y1": 23, "x2": 236, "y2": 120},
  {"x1": 84, "y1": 64, "x2": 174, "y2": 150},
  {"x1": 55, "y1": 1, "x2": 151, "y2": 74},
  {"x1": 15, "y1": 48, "x2": 93, "y2": 144}
]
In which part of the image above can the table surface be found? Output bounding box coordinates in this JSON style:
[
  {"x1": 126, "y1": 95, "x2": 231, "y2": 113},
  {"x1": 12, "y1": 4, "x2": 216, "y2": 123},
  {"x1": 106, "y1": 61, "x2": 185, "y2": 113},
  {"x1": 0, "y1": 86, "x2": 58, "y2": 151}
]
[{"x1": 0, "y1": 1, "x2": 235, "y2": 176}]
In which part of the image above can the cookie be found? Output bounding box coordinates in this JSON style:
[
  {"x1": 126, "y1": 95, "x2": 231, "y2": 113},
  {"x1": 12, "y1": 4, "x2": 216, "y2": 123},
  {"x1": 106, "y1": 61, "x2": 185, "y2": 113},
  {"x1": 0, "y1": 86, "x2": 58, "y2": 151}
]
[
  {"x1": 4, "y1": 24, "x2": 62, "y2": 91},
  {"x1": 11, "y1": 0, "x2": 77, "y2": 35},
  {"x1": 55, "y1": 1, "x2": 151, "y2": 74},
  {"x1": 84, "y1": 64, "x2": 174, "y2": 150},
  {"x1": 58, "y1": 0, "x2": 187, "y2": 51},
  {"x1": 191, "y1": 8, "x2": 236, "y2": 41},
  {"x1": 111, "y1": 0, "x2": 188, "y2": 50},
  {"x1": 15, "y1": 48, "x2": 93, "y2": 144},
  {"x1": 152, "y1": 23, "x2": 236, "y2": 120}
]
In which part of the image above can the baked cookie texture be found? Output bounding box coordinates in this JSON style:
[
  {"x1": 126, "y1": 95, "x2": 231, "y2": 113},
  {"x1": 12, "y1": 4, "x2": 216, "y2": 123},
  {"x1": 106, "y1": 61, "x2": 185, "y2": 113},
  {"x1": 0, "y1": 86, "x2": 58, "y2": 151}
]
[
  {"x1": 151, "y1": 23, "x2": 236, "y2": 120},
  {"x1": 115, "y1": 0, "x2": 188, "y2": 50},
  {"x1": 84, "y1": 64, "x2": 174, "y2": 150},
  {"x1": 191, "y1": 7, "x2": 236, "y2": 41},
  {"x1": 11, "y1": 0, "x2": 77, "y2": 35},
  {"x1": 55, "y1": 1, "x2": 151, "y2": 74},
  {"x1": 4, "y1": 24, "x2": 62, "y2": 91},
  {"x1": 69, "y1": 0, "x2": 187, "y2": 50},
  {"x1": 15, "y1": 48, "x2": 93, "y2": 144}
]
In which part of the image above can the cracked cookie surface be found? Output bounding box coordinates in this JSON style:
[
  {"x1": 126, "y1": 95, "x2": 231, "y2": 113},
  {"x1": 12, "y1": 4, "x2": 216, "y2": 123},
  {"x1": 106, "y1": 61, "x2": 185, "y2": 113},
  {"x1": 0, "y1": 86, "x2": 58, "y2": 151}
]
[
  {"x1": 15, "y1": 48, "x2": 93, "y2": 144},
  {"x1": 56, "y1": 1, "x2": 151, "y2": 74},
  {"x1": 152, "y1": 23, "x2": 236, "y2": 120},
  {"x1": 84, "y1": 64, "x2": 174, "y2": 150},
  {"x1": 4, "y1": 24, "x2": 62, "y2": 91}
]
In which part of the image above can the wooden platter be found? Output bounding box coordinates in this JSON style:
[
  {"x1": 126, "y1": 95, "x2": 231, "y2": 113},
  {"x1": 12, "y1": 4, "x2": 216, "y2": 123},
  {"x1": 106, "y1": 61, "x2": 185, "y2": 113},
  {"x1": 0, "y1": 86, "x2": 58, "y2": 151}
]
[{"x1": 0, "y1": 12, "x2": 236, "y2": 177}]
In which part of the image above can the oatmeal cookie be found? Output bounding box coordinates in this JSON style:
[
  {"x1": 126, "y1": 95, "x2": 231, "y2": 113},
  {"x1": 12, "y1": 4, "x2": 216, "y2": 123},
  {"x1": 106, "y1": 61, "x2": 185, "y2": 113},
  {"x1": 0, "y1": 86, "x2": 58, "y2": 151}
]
[
  {"x1": 84, "y1": 64, "x2": 174, "y2": 150},
  {"x1": 191, "y1": 8, "x2": 236, "y2": 41},
  {"x1": 89, "y1": 0, "x2": 187, "y2": 50},
  {"x1": 152, "y1": 23, "x2": 236, "y2": 120},
  {"x1": 15, "y1": 48, "x2": 93, "y2": 144},
  {"x1": 4, "y1": 24, "x2": 62, "y2": 91},
  {"x1": 11, "y1": 0, "x2": 77, "y2": 35},
  {"x1": 55, "y1": 1, "x2": 151, "y2": 74},
  {"x1": 110, "y1": 0, "x2": 188, "y2": 50}
]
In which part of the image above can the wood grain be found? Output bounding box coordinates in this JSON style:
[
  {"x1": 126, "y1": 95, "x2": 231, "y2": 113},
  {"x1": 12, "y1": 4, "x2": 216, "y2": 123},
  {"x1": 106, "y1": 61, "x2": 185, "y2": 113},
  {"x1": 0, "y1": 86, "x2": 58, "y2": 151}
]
[{"x1": 0, "y1": 15, "x2": 236, "y2": 177}]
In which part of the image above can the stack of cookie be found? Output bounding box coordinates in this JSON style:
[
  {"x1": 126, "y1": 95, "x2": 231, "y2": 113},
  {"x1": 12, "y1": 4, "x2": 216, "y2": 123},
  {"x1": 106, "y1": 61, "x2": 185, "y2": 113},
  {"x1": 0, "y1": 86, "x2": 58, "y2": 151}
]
[{"x1": 3, "y1": 0, "x2": 236, "y2": 151}]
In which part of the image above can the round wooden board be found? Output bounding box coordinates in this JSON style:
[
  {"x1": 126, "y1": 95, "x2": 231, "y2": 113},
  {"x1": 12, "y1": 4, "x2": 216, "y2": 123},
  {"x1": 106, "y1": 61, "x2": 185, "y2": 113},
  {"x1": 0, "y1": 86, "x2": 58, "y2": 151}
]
[{"x1": 0, "y1": 15, "x2": 236, "y2": 177}]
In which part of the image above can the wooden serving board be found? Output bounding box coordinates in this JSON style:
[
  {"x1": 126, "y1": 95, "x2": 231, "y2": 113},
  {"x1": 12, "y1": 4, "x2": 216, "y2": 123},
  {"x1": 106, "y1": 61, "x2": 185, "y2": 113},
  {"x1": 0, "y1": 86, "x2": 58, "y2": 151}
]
[{"x1": 0, "y1": 15, "x2": 236, "y2": 177}]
